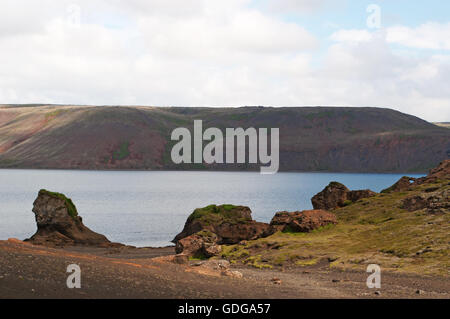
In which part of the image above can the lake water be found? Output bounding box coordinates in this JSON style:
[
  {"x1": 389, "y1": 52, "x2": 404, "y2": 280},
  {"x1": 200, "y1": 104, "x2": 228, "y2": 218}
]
[{"x1": 0, "y1": 170, "x2": 424, "y2": 247}]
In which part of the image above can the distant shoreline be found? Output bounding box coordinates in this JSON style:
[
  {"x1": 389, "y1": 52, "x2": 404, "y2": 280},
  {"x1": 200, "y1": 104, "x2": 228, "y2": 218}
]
[{"x1": 0, "y1": 167, "x2": 430, "y2": 174}]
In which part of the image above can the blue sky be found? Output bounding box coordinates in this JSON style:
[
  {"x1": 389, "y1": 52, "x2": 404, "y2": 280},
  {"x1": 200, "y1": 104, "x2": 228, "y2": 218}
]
[
  {"x1": 0, "y1": 0, "x2": 449, "y2": 121},
  {"x1": 274, "y1": 0, "x2": 450, "y2": 28}
]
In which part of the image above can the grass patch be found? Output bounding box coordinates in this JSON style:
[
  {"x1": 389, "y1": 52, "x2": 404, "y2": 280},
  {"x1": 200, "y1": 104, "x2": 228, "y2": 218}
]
[
  {"x1": 295, "y1": 258, "x2": 319, "y2": 266},
  {"x1": 217, "y1": 181, "x2": 449, "y2": 276},
  {"x1": 113, "y1": 142, "x2": 130, "y2": 160}
]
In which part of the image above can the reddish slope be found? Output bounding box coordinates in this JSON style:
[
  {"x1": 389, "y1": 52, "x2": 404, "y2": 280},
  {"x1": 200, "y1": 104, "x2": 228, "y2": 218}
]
[{"x1": 0, "y1": 105, "x2": 448, "y2": 172}]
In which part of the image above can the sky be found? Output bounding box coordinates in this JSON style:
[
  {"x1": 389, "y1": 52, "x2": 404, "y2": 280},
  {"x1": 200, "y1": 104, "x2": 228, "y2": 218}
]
[{"x1": 0, "y1": 0, "x2": 449, "y2": 121}]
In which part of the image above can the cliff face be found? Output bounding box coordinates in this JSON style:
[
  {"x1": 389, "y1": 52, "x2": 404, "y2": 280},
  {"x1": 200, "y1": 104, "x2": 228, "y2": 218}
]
[{"x1": 0, "y1": 105, "x2": 448, "y2": 172}]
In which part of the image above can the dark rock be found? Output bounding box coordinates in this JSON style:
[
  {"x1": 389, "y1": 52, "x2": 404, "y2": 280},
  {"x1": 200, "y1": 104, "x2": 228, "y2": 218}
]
[
  {"x1": 174, "y1": 231, "x2": 222, "y2": 258},
  {"x1": 270, "y1": 210, "x2": 337, "y2": 233},
  {"x1": 388, "y1": 160, "x2": 450, "y2": 192},
  {"x1": 173, "y1": 205, "x2": 275, "y2": 256},
  {"x1": 347, "y1": 190, "x2": 377, "y2": 202},
  {"x1": 269, "y1": 211, "x2": 293, "y2": 232},
  {"x1": 25, "y1": 189, "x2": 116, "y2": 247},
  {"x1": 215, "y1": 221, "x2": 274, "y2": 244},
  {"x1": 173, "y1": 254, "x2": 189, "y2": 264},
  {"x1": 311, "y1": 182, "x2": 376, "y2": 210},
  {"x1": 332, "y1": 279, "x2": 341, "y2": 283},
  {"x1": 311, "y1": 182, "x2": 349, "y2": 210},
  {"x1": 416, "y1": 160, "x2": 450, "y2": 184},
  {"x1": 175, "y1": 234, "x2": 204, "y2": 255},
  {"x1": 271, "y1": 278, "x2": 282, "y2": 285},
  {"x1": 402, "y1": 189, "x2": 449, "y2": 214},
  {"x1": 381, "y1": 176, "x2": 416, "y2": 193},
  {"x1": 415, "y1": 289, "x2": 425, "y2": 295},
  {"x1": 402, "y1": 195, "x2": 428, "y2": 212}
]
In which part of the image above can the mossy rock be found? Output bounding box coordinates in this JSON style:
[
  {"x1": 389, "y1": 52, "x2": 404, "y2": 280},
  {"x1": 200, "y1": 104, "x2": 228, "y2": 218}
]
[
  {"x1": 38, "y1": 189, "x2": 78, "y2": 219},
  {"x1": 329, "y1": 181, "x2": 347, "y2": 188},
  {"x1": 187, "y1": 204, "x2": 252, "y2": 225}
]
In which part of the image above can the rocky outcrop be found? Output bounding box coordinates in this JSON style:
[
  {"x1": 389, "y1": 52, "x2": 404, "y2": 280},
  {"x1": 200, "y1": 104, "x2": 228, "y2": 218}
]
[
  {"x1": 270, "y1": 210, "x2": 337, "y2": 233},
  {"x1": 347, "y1": 189, "x2": 378, "y2": 202},
  {"x1": 173, "y1": 204, "x2": 275, "y2": 257},
  {"x1": 416, "y1": 160, "x2": 450, "y2": 185},
  {"x1": 383, "y1": 160, "x2": 450, "y2": 193},
  {"x1": 175, "y1": 230, "x2": 222, "y2": 258},
  {"x1": 311, "y1": 182, "x2": 376, "y2": 210},
  {"x1": 402, "y1": 188, "x2": 449, "y2": 214},
  {"x1": 25, "y1": 189, "x2": 117, "y2": 247},
  {"x1": 381, "y1": 176, "x2": 417, "y2": 193}
]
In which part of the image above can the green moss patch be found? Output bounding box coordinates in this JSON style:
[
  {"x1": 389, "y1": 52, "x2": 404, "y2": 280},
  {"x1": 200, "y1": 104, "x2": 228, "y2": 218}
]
[
  {"x1": 188, "y1": 204, "x2": 251, "y2": 225},
  {"x1": 113, "y1": 142, "x2": 130, "y2": 160}
]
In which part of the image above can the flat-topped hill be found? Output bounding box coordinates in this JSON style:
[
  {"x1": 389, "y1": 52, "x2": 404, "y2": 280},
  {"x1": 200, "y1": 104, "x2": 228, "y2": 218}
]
[{"x1": 0, "y1": 105, "x2": 448, "y2": 172}]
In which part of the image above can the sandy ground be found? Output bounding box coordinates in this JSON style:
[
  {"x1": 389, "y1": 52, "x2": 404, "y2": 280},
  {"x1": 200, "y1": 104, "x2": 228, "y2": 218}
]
[{"x1": 0, "y1": 239, "x2": 448, "y2": 299}]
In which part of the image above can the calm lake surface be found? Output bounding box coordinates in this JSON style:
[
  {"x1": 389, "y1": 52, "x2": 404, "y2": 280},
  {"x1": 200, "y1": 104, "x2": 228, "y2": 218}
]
[{"x1": 0, "y1": 170, "x2": 424, "y2": 247}]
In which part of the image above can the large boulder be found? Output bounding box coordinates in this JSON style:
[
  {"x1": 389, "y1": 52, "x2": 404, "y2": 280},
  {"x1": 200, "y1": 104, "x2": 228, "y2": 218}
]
[
  {"x1": 173, "y1": 204, "x2": 275, "y2": 256},
  {"x1": 311, "y1": 182, "x2": 349, "y2": 210},
  {"x1": 311, "y1": 182, "x2": 376, "y2": 210},
  {"x1": 175, "y1": 230, "x2": 222, "y2": 258},
  {"x1": 270, "y1": 210, "x2": 337, "y2": 233},
  {"x1": 25, "y1": 189, "x2": 117, "y2": 247}
]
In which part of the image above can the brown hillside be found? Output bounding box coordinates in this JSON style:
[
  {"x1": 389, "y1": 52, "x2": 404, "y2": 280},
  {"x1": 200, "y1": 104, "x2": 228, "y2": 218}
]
[{"x1": 0, "y1": 105, "x2": 448, "y2": 172}]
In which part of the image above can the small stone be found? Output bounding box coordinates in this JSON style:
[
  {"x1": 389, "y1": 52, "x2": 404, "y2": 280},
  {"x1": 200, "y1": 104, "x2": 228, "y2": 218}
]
[
  {"x1": 271, "y1": 277, "x2": 282, "y2": 285},
  {"x1": 374, "y1": 291, "x2": 381, "y2": 296},
  {"x1": 173, "y1": 254, "x2": 189, "y2": 264},
  {"x1": 416, "y1": 289, "x2": 425, "y2": 295},
  {"x1": 192, "y1": 262, "x2": 204, "y2": 267},
  {"x1": 332, "y1": 279, "x2": 341, "y2": 283},
  {"x1": 203, "y1": 244, "x2": 222, "y2": 258}
]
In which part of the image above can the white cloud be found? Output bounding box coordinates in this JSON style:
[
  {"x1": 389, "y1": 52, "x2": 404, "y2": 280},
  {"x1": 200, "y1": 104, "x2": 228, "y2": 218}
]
[
  {"x1": 0, "y1": 1, "x2": 449, "y2": 122},
  {"x1": 265, "y1": 0, "x2": 345, "y2": 13},
  {"x1": 386, "y1": 22, "x2": 450, "y2": 50},
  {"x1": 330, "y1": 29, "x2": 373, "y2": 43}
]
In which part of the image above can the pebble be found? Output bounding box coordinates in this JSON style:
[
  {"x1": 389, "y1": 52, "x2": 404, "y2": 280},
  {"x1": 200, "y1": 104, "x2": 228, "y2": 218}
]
[
  {"x1": 374, "y1": 291, "x2": 381, "y2": 296},
  {"x1": 271, "y1": 278, "x2": 282, "y2": 285},
  {"x1": 221, "y1": 270, "x2": 243, "y2": 279}
]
